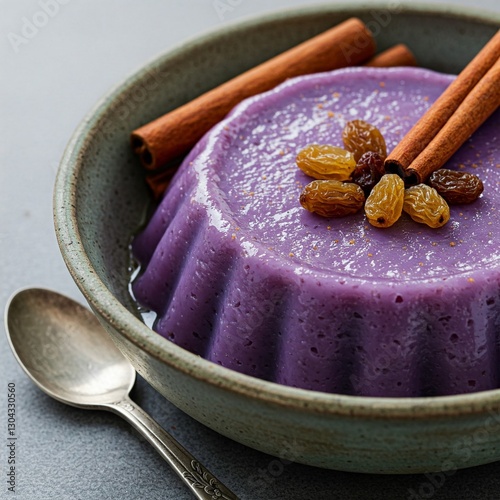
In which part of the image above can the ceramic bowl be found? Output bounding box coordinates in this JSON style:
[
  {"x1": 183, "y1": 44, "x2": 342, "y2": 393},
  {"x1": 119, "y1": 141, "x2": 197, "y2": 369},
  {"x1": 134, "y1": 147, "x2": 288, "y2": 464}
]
[{"x1": 54, "y1": 4, "x2": 500, "y2": 473}]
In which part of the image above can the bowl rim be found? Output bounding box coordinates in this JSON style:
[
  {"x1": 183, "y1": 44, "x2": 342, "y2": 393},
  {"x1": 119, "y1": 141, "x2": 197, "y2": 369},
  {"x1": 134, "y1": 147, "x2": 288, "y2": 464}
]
[{"x1": 54, "y1": 2, "x2": 500, "y2": 420}]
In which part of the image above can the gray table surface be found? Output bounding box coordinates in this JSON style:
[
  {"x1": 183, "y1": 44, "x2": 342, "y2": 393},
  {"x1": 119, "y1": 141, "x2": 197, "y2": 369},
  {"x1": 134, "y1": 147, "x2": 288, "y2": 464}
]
[{"x1": 1, "y1": 1, "x2": 500, "y2": 499}]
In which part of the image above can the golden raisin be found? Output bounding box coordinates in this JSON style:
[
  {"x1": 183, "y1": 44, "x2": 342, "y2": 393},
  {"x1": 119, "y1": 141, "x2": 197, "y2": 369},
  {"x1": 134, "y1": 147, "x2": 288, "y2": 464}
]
[
  {"x1": 364, "y1": 174, "x2": 404, "y2": 228},
  {"x1": 300, "y1": 180, "x2": 365, "y2": 217},
  {"x1": 342, "y1": 120, "x2": 387, "y2": 162},
  {"x1": 427, "y1": 169, "x2": 484, "y2": 204},
  {"x1": 403, "y1": 184, "x2": 450, "y2": 228},
  {"x1": 296, "y1": 144, "x2": 356, "y2": 181}
]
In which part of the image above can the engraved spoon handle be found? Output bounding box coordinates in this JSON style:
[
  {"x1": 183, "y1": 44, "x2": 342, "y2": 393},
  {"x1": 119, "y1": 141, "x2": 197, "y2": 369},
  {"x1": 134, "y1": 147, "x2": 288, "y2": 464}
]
[{"x1": 108, "y1": 396, "x2": 238, "y2": 500}]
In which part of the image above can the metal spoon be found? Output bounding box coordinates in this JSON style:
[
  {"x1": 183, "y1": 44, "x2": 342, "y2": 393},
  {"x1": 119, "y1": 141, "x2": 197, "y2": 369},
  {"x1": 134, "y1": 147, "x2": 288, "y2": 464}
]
[{"x1": 5, "y1": 287, "x2": 238, "y2": 500}]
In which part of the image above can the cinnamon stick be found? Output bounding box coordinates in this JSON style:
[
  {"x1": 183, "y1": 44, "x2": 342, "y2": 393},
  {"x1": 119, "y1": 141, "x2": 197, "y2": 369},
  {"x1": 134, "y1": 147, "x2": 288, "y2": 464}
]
[
  {"x1": 365, "y1": 44, "x2": 416, "y2": 68},
  {"x1": 401, "y1": 57, "x2": 500, "y2": 184},
  {"x1": 145, "y1": 43, "x2": 419, "y2": 198},
  {"x1": 132, "y1": 18, "x2": 376, "y2": 170},
  {"x1": 386, "y1": 30, "x2": 500, "y2": 184},
  {"x1": 145, "y1": 166, "x2": 178, "y2": 200}
]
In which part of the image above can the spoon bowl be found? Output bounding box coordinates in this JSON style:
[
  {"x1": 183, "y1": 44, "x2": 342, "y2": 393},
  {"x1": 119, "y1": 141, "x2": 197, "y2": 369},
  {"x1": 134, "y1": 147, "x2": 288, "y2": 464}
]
[
  {"x1": 6, "y1": 287, "x2": 135, "y2": 407},
  {"x1": 4, "y1": 287, "x2": 238, "y2": 500}
]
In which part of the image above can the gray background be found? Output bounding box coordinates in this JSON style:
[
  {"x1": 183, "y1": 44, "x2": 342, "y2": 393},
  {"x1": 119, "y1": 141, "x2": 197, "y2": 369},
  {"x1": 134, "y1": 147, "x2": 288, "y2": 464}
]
[{"x1": 1, "y1": 0, "x2": 499, "y2": 499}]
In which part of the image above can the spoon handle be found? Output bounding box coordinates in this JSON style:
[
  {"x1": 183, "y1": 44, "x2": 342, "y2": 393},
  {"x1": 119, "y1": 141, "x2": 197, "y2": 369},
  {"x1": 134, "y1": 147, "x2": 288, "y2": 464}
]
[{"x1": 108, "y1": 396, "x2": 239, "y2": 500}]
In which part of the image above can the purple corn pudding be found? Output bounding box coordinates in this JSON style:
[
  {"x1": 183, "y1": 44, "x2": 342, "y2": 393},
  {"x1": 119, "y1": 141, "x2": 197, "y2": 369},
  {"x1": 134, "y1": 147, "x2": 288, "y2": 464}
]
[{"x1": 132, "y1": 67, "x2": 500, "y2": 397}]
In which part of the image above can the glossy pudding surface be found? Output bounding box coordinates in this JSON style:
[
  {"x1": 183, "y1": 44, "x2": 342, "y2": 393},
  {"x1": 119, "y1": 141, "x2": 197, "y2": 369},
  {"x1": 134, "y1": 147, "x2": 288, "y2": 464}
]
[{"x1": 132, "y1": 67, "x2": 500, "y2": 397}]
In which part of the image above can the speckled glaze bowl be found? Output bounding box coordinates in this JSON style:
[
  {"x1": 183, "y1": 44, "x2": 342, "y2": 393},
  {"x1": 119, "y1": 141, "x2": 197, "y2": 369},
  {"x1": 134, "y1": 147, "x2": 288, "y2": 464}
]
[{"x1": 54, "y1": 4, "x2": 500, "y2": 473}]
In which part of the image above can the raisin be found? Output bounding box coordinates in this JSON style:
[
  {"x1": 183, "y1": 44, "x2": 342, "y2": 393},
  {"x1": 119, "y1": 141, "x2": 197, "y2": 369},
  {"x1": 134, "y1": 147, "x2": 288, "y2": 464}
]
[
  {"x1": 342, "y1": 120, "x2": 387, "y2": 162},
  {"x1": 427, "y1": 169, "x2": 484, "y2": 204},
  {"x1": 350, "y1": 151, "x2": 385, "y2": 195},
  {"x1": 364, "y1": 174, "x2": 404, "y2": 228},
  {"x1": 296, "y1": 144, "x2": 356, "y2": 181},
  {"x1": 300, "y1": 180, "x2": 365, "y2": 218},
  {"x1": 403, "y1": 184, "x2": 450, "y2": 228}
]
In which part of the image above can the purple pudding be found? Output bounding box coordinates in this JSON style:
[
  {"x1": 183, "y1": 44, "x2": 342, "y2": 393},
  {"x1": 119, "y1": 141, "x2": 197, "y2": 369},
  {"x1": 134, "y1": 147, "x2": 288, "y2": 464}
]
[{"x1": 132, "y1": 67, "x2": 500, "y2": 397}]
